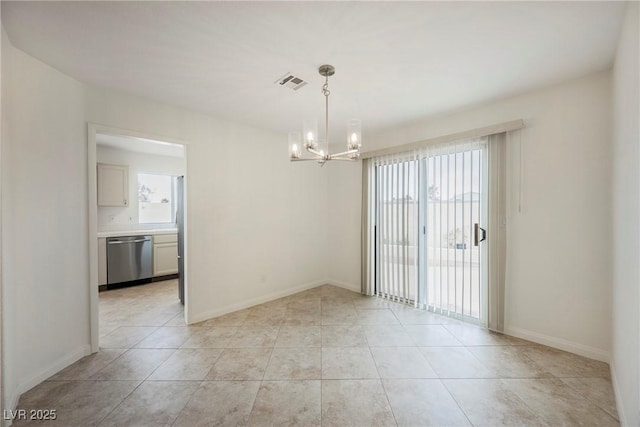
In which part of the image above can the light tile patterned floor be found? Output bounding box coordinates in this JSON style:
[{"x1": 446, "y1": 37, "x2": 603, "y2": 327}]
[{"x1": 14, "y1": 280, "x2": 619, "y2": 426}]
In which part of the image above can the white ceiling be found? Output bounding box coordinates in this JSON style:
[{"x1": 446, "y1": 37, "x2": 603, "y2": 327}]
[
  {"x1": 2, "y1": 1, "x2": 626, "y2": 144},
  {"x1": 97, "y1": 133, "x2": 185, "y2": 158}
]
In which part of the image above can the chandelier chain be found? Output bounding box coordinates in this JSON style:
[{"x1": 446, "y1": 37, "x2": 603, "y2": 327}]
[{"x1": 323, "y1": 75, "x2": 330, "y2": 154}]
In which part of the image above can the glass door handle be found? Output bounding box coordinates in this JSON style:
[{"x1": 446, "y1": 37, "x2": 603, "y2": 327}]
[{"x1": 474, "y1": 223, "x2": 487, "y2": 246}]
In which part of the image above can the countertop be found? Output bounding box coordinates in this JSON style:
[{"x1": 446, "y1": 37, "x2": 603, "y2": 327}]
[{"x1": 97, "y1": 229, "x2": 178, "y2": 238}]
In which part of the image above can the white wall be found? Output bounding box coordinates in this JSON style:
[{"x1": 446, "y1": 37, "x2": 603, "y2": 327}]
[
  {"x1": 326, "y1": 160, "x2": 362, "y2": 291},
  {"x1": 330, "y1": 70, "x2": 613, "y2": 360},
  {"x1": 96, "y1": 146, "x2": 185, "y2": 232},
  {"x1": 611, "y1": 2, "x2": 639, "y2": 425},
  {"x1": 2, "y1": 33, "x2": 89, "y2": 413}
]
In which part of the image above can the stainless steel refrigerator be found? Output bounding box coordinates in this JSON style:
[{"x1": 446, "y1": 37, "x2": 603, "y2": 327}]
[{"x1": 177, "y1": 176, "x2": 185, "y2": 305}]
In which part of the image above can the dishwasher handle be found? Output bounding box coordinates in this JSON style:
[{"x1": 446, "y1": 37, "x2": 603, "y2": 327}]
[{"x1": 108, "y1": 238, "x2": 151, "y2": 244}]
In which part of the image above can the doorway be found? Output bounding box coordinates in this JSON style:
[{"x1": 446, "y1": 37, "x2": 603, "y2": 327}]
[{"x1": 87, "y1": 124, "x2": 189, "y2": 353}]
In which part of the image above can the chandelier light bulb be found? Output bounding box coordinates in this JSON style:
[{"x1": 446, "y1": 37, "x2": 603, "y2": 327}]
[
  {"x1": 303, "y1": 120, "x2": 318, "y2": 150},
  {"x1": 347, "y1": 119, "x2": 362, "y2": 150},
  {"x1": 288, "y1": 132, "x2": 302, "y2": 159},
  {"x1": 291, "y1": 143, "x2": 300, "y2": 159}
]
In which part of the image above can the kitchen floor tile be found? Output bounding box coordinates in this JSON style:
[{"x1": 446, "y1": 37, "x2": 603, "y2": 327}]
[
  {"x1": 179, "y1": 326, "x2": 237, "y2": 348},
  {"x1": 263, "y1": 347, "x2": 321, "y2": 380},
  {"x1": 47, "y1": 349, "x2": 127, "y2": 381},
  {"x1": 206, "y1": 347, "x2": 272, "y2": 380},
  {"x1": 99, "y1": 380, "x2": 199, "y2": 426},
  {"x1": 147, "y1": 348, "x2": 222, "y2": 381},
  {"x1": 383, "y1": 379, "x2": 471, "y2": 426},
  {"x1": 419, "y1": 346, "x2": 495, "y2": 379},
  {"x1": 322, "y1": 379, "x2": 396, "y2": 427},
  {"x1": 322, "y1": 347, "x2": 379, "y2": 379},
  {"x1": 248, "y1": 380, "x2": 321, "y2": 426},
  {"x1": 173, "y1": 381, "x2": 260, "y2": 427},
  {"x1": 90, "y1": 348, "x2": 174, "y2": 380},
  {"x1": 274, "y1": 326, "x2": 321, "y2": 347},
  {"x1": 443, "y1": 378, "x2": 549, "y2": 426},
  {"x1": 100, "y1": 326, "x2": 157, "y2": 349},
  {"x1": 371, "y1": 346, "x2": 437, "y2": 379},
  {"x1": 15, "y1": 380, "x2": 139, "y2": 426},
  {"x1": 134, "y1": 326, "x2": 195, "y2": 349},
  {"x1": 227, "y1": 326, "x2": 280, "y2": 348}
]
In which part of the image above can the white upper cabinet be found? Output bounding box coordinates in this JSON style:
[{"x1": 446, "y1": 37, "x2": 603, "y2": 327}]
[{"x1": 97, "y1": 163, "x2": 129, "y2": 207}]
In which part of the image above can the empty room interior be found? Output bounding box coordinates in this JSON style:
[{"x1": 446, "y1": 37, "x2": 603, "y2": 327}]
[{"x1": 1, "y1": 1, "x2": 638, "y2": 426}]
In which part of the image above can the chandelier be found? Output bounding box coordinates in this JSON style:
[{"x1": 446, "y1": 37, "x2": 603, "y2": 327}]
[{"x1": 288, "y1": 65, "x2": 361, "y2": 165}]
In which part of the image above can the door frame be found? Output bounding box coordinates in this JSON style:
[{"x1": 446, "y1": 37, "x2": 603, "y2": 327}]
[{"x1": 87, "y1": 123, "x2": 190, "y2": 353}]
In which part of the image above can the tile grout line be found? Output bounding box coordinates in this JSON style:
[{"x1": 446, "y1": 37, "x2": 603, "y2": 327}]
[
  {"x1": 93, "y1": 330, "x2": 184, "y2": 424},
  {"x1": 546, "y1": 376, "x2": 621, "y2": 422},
  {"x1": 94, "y1": 382, "x2": 142, "y2": 427},
  {"x1": 169, "y1": 379, "x2": 204, "y2": 427},
  {"x1": 245, "y1": 318, "x2": 282, "y2": 424},
  {"x1": 439, "y1": 379, "x2": 476, "y2": 427},
  {"x1": 171, "y1": 315, "x2": 249, "y2": 426},
  {"x1": 365, "y1": 331, "x2": 399, "y2": 427},
  {"x1": 497, "y1": 377, "x2": 558, "y2": 425}
]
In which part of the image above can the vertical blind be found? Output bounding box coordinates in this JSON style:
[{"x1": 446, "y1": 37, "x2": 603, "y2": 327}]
[
  {"x1": 364, "y1": 136, "x2": 494, "y2": 324},
  {"x1": 373, "y1": 151, "x2": 420, "y2": 304}
]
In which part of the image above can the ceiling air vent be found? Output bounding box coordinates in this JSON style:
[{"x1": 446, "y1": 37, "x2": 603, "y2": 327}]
[{"x1": 274, "y1": 73, "x2": 308, "y2": 91}]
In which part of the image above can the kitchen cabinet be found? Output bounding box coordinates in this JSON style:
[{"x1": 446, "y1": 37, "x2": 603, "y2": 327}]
[
  {"x1": 153, "y1": 233, "x2": 178, "y2": 276},
  {"x1": 98, "y1": 237, "x2": 107, "y2": 286},
  {"x1": 97, "y1": 163, "x2": 129, "y2": 207}
]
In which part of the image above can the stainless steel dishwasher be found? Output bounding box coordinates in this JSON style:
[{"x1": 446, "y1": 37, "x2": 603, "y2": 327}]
[{"x1": 106, "y1": 235, "x2": 153, "y2": 284}]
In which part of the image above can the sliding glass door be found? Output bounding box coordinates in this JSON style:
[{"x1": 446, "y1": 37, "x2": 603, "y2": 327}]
[
  {"x1": 420, "y1": 144, "x2": 488, "y2": 323},
  {"x1": 373, "y1": 139, "x2": 489, "y2": 325}
]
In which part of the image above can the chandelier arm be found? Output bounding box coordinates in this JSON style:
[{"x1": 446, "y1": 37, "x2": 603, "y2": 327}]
[
  {"x1": 328, "y1": 157, "x2": 358, "y2": 162},
  {"x1": 291, "y1": 158, "x2": 322, "y2": 162},
  {"x1": 306, "y1": 147, "x2": 325, "y2": 158},
  {"x1": 329, "y1": 149, "x2": 359, "y2": 159}
]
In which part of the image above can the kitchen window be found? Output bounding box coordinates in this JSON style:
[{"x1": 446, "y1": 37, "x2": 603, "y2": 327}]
[{"x1": 138, "y1": 173, "x2": 177, "y2": 224}]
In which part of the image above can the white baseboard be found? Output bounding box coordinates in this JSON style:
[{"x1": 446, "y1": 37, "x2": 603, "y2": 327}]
[
  {"x1": 187, "y1": 279, "x2": 328, "y2": 324},
  {"x1": 4, "y1": 344, "x2": 91, "y2": 426},
  {"x1": 609, "y1": 363, "x2": 628, "y2": 426},
  {"x1": 505, "y1": 326, "x2": 610, "y2": 363},
  {"x1": 326, "y1": 279, "x2": 360, "y2": 293}
]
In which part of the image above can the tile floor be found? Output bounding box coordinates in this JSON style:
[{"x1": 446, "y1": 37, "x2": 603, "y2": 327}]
[{"x1": 13, "y1": 281, "x2": 619, "y2": 426}]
